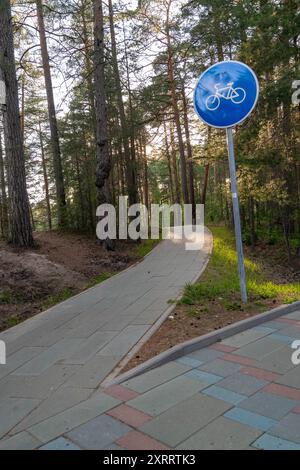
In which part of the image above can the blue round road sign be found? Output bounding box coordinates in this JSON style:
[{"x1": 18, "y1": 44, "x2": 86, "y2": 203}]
[{"x1": 194, "y1": 61, "x2": 259, "y2": 129}]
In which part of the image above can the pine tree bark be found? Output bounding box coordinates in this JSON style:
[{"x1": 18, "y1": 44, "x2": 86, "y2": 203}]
[
  {"x1": 0, "y1": 130, "x2": 9, "y2": 238},
  {"x1": 182, "y1": 84, "x2": 195, "y2": 219},
  {"x1": 94, "y1": 0, "x2": 115, "y2": 250},
  {"x1": 38, "y1": 121, "x2": 52, "y2": 230},
  {"x1": 36, "y1": 0, "x2": 66, "y2": 228},
  {"x1": 0, "y1": 1, "x2": 34, "y2": 247},
  {"x1": 108, "y1": 0, "x2": 138, "y2": 205},
  {"x1": 166, "y1": 2, "x2": 189, "y2": 204}
]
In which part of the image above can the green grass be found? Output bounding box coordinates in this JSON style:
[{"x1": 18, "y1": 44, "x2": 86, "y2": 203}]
[
  {"x1": 4, "y1": 316, "x2": 21, "y2": 328},
  {"x1": 87, "y1": 272, "x2": 114, "y2": 288},
  {"x1": 135, "y1": 239, "x2": 159, "y2": 258},
  {"x1": 0, "y1": 289, "x2": 13, "y2": 305},
  {"x1": 43, "y1": 287, "x2": 74, "y2": 309},
  {"x1": 180, "y1": 226, "x2": 300, "y2": 309}
]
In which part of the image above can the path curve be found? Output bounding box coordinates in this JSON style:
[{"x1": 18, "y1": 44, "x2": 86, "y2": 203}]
[{"x1": 0, "y1": 228, "x2": 212, "y2": 447}]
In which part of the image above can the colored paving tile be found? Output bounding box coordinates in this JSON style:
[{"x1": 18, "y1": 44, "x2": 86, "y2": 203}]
[
  {"x1": 224, "y1": 407, "x2": 277, "y2": 431},
  {"x1": 39, "y1": 437, "x2": 80, "y2": 450},
  {"x1": 107, "y1": 404, "x2": 152, "y2": 428},
  {"x1": 252, "y1": 434, "x2": 300, "y2": 450},
  {"x1": 116, "y1": 431, "x2": 169, "y2": 450},
  {"x1": 202, "y1": 385, "x2": 247, "y2": 405}
]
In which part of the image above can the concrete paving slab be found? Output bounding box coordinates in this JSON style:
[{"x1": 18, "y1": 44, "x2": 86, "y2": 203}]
[
  {"x1": 28, "y1": 393, "x2": 120, "y2": 443},
  {"x1": 66, "y1": 414, "x2": 131, "y2": 449},
  {"x1": 140, "y1": 394, "x2": 231, "y2": 447},
  {"x1": 176, "y1": 416, "x2": 262, "y2": 450},
  {"x1": 127, "y1": 375, "x2": 208, "y2": 416},
  {"x1": 238, "y1": 391, "x2": 298, "y2": 420},
  {"x1": 123, "y1": 361, "x2": 191, "y2": 394}
]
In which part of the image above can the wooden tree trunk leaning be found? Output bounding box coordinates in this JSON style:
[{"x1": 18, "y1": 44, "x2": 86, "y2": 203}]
[
  {"x1": 0, "y1": 0, "x2": 34, "y2": 247},
  {"x1": 36, "y1": 0, "x2": 67, "y2": 228}
]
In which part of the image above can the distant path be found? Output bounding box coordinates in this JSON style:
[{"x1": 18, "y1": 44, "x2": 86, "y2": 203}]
[{"x1": 0, "y1": 229, "x2": 212, "y2": 447}]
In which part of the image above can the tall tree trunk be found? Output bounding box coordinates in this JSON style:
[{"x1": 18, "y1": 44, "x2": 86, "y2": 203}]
[
  {"x1": 182, "y1": 84, "x2": 196, "y2": 219},
  {"x1": 0, "y1": 130, "x2": 9, "y2": 238},
  {"x1": 94, "y1": 0, "x2": 114, "y2": 250},
  {"x1": 80, "y1": 0, "x2": 96, "y2": 139},
  {"x1": 36, "y1": 0, "x2": 66, "y2": 228},
  {"x1": 108, "y1": 0, "x2": 138, "y2": 205},
  {"x1": 0, "y1": 1, "x2": 34, "y2": 247},
  {"x1": 166, "y1": 2, "x2": 189, "y2": 204},
  {"x1": 169, "y1": 122, "x2": 181, "y2": 203},
  {"x1": 38, "y1": 121, "x2": 52, "y2": 230},
  {"x1": 201, "y1": 164, "x2": 210, "y2": 205},
  {"x1": 163, "y1": 120, "x2": 175, "y2": 204}
]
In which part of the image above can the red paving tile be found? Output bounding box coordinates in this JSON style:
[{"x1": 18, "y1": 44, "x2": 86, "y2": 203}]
[
  {"x1": 240, "y1": 366, "x2": 281, "y2": 382},
  {"x1": 222, "y1": 353, "x2": 254, "y2": 366},
  {"x1": 263, "y1": 383, "x2": 300, "y2": 401},
  {"x1": 107, "y1": 404, "x2": 152, "y2": 428},
  {"x1": 105, "y1": 384, "x2": 139, "y2": 401},
  {"x1": 293, "y1": 405, "x2": 300, "y2": 414},
  {"x1": 210, "y1": 343, "x2": 237, "y2": 353},
  {"x1": 116, "y1": 431, "x2": 169, "y2": 450}
]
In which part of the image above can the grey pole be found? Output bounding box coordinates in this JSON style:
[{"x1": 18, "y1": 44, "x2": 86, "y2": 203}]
[{"x1": 226, "y1": 127, "x2": 248, "y2": 303}]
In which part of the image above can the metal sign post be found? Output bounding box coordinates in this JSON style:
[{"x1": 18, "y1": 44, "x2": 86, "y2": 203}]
[
  {"x1": 194, "y1": 60, "x2": 259, "y2": 304},
  {"x1": 226, "y1": 127, "x2": 247, "y2": 303}
]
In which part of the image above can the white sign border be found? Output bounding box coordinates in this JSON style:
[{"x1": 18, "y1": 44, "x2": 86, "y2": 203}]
[{"x1": 193, "y1": 60, "x2": 260, "y2": 129}]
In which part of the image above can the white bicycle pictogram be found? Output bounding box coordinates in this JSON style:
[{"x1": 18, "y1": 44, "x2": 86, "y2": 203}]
[{"x1": 206, "y1": 82, "x2": 246, "y2": 111}]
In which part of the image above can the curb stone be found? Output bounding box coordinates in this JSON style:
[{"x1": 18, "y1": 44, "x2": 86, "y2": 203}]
[{"x1": 104, "y1": 300, "x2": 300, "y2": 387}]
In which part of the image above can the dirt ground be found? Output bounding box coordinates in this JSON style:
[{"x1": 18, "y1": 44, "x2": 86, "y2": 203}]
[
  {"x1": 123, "y1": 241, "x2": 300, "y2": 372},
  {"x1": 0, "y1": 231, "x2": 140, "y2": 331}
]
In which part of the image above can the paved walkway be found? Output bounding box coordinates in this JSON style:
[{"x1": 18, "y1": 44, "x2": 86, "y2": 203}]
[
  {"x1": 0, "y1": 229, "x2": 212, "y2": 449},
  {"x1": 12, "y1": 307, "x2": 299, "y2": 451}
]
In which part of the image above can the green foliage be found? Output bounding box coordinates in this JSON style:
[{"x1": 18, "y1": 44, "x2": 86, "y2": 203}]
[
  {"x1": 87, "y1": 272, "x2": 114, "y2": 288},
  {"x1": 0, "y1": 289, "x2": 13, "y2": 305},
  {"x1": 43, "y1": 288, "x2": 74, "y2": 309},
  {"x1": 180, "y1": 226, "x2": 300, "y2": 309},
  {"x1": 135, "y1": 239, "x2": 159, "y2": 258}
]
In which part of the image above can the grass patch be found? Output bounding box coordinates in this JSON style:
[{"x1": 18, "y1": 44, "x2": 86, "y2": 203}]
[
  {"x1": 87, "y1": 272, "x2": 114, "y2": 288},
  {"x1": 0, "y1": 289, "x2": 13, "y2": 305},
  {"x1": 135, "y1": 239, "x2": 159, "y2": 258},
  {"x1": 4, "y1": 316, "x2": 21, "y2": 328},
  {"x1": 43, "y1": 287, "x2": 74, "y2": 309},
  {"x1": 180, "y1": 226, "x2": 300, "y2": 308}
]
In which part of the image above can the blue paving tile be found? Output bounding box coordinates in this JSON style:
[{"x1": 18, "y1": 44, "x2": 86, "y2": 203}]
[
  {"x1": 202, "y1": 385, "x2": 247, "y2": 405},
  {"x1": 224, "y1": 407, "x2": 277, "y2": 431},
  {"x1": 40, "y1": 437, "x2": 80, "y2": 450},
  {"x1": 176, "y1": 356, "x2": 203, "y2": 368},
  {"x1": 269, "y1": 333, "x2": 296, "y2": 343},
  {"x1": 252, "y1": 434, "x2": 300, "y2": 450},
  {"x1": 185, "y1": 369, "x2": 222, "y2": 385}
]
